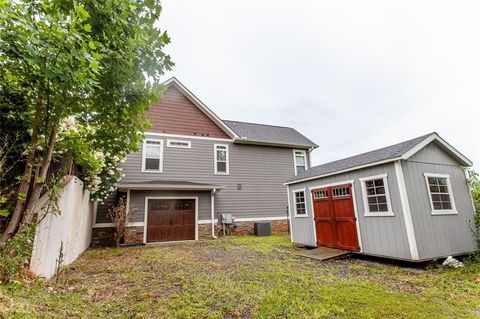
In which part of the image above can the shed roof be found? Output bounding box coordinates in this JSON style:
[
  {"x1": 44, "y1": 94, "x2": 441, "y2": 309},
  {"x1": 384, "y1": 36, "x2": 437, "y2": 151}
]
[
  {"x1": 223, "y1": 120, "x2": 318, "y2": 149},
  {"x1": 285, "y1": 132, "x2": 472, "y2": 185}
]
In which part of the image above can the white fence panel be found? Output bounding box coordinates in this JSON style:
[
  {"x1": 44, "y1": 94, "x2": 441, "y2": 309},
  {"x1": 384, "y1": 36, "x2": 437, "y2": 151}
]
[{"x1": 30, "y1": 176, "x2": 95, "y2": 278}]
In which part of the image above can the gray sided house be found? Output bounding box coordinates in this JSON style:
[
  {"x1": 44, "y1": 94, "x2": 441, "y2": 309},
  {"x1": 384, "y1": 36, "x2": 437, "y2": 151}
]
[
  {"x1": 92, "y1": 77, "x2": 317, "y2": 245},
  {"x1": 285, "y1": 133, "x2": 477, "y2": 261}
]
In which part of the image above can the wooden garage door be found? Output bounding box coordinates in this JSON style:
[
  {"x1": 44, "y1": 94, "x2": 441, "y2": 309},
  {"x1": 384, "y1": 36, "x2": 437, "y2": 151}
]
[
  {"x1": 146, "y1": 199, "x2": 195, "y2": 243},
  {"x1": 311, "y1": 184, "x2": 360, "y2": 251}
]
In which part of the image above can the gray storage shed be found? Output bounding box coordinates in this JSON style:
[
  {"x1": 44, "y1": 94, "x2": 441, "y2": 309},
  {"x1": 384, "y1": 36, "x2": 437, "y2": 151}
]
[{"x1": 285, "y1": 133, "x2": 477, "y2": 261}]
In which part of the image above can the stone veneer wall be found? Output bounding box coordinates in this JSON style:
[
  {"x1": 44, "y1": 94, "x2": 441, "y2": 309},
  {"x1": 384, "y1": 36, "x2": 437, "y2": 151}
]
[
  {"x1": 92, "y1": 220, "x2": 290, "y2": 246},
  {"x1": 199, "y1": 220, "x2": 289, "y2": 240},
  {"x1": 91, "y1": 227, "x2": 115, "y2": 247}
]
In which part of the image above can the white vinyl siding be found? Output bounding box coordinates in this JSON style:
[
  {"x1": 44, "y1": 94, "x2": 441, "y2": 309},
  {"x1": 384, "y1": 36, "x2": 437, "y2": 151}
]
[{"x1": 142, "y1": 139, "x2": 163, "y2": 173}]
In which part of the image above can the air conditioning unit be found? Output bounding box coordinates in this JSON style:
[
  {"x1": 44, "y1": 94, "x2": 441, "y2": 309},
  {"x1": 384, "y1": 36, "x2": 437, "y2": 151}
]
[{"x1": 254, "y1": 222, "x2": 272, "y2": 236}]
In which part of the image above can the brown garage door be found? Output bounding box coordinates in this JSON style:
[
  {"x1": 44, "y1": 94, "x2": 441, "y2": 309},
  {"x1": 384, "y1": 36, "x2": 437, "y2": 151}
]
[
  {"x1": 146, "y1": 198, "x2": 195, "y2": 243},
  {"x1": 311, "y1": 184, "x2": 360, "y2": 251}
]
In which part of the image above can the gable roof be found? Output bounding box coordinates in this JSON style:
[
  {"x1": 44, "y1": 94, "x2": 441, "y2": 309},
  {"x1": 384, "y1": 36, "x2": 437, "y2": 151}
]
[
  {"x1": 162, "y1": 77, "x2": 239, "y2": 139},
  {"x1": 285, "y1": 132, "x2": 473, "y2": 185},
  {"x1": 161, "y1": 77, "x2": 317, "y2": 149},
  {"x1": 223, "y1": 120, "x2": 318, "y2": 149}
]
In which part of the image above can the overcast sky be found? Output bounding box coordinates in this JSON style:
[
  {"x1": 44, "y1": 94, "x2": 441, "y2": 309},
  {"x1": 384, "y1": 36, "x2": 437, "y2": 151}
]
[{"x1": 159, "y1": 1, "x2": 479, "y2": 169}]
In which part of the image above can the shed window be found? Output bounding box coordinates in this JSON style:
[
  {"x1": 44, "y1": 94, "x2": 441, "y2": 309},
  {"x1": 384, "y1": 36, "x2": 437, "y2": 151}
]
[
  {"x1": 293, "y1": 189, "x2": 307, "y2": 217},
  {"x1": 360, "y1": 174, "x2": 393, "y2": 216},
  {"x1": 313, "y1": 190, "x2": 328, "y2": 199},
  {"x1": 293, "y1": 150, "x2": 307, "y2": 175},
  {"x1": 424, "y1": 173, "x2": 457, "y2": 215},
  {"x1": 214, "y1": 144, "x2": 229, "y2": 175},
  {"x1": 332, "y1": 187, "x2": 350, "y2": 197},
  {"x1": 142, "y1": 139, "x2": 163, "y2": 172}
]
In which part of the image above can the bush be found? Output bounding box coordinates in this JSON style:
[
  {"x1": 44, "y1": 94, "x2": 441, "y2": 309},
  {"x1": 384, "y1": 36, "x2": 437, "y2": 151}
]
[
  {"x1": 0, "y1": 224, "x2": 34, "y2": 283},
  {"x1": 465, "y1": 168, "x2": 480, "y2": 259}
]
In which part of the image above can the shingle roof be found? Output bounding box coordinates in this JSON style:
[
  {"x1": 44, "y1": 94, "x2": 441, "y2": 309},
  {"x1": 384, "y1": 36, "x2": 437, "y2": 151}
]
[
  {"x1": 286, "y1": 133, "x2": 434, "y2": 184},
  {"x1": 223, "y1": 120, "x2": 318, "y2": 149}
]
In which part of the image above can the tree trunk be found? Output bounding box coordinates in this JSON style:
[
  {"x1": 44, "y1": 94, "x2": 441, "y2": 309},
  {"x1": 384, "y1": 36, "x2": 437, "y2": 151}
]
[
  {"x1": 0, "y1": 105, "x2": 41, "y2": 245},
  {"x1": 21, "y1": 122, "x2": 59, "y2": 226}
]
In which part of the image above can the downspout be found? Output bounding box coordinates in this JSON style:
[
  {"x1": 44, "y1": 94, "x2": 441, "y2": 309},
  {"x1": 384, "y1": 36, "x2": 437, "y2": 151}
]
[{"x1": 211, "y1": 188, "x2": 217, "y2": 239}]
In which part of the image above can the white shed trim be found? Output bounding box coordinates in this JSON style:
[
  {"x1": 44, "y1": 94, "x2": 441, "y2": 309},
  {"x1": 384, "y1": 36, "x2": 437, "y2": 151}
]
[
  {"x1": 394, "y1": 161, "x2": 419, "y2": 260},
  {"x1": 401, "y1": 133, "x2": 472, "y2": 166}
]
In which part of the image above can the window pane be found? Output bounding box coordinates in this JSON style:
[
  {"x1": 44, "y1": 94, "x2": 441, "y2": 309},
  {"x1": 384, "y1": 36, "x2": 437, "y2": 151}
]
[
  {"x1": 433, "y1": 202, "x2": 442, "y2": 210},
  {"x1": 369, "y1": 204, "x2": 379, "y2": 212},
  {"x1": 296, "y1": 165, "x2": 306, "y2": 173},
  {"x1": 217, "y1": 161, "x2": 227, "y2": 172},
  {"x1": 428, "y1": 177, "x2": 438, "y2": 185},
  {"x1": 146, "y1": 145, "x2": 160, "y2": 158},
  {"x1": 145, "y1": 158, "x2": 160, "y2": 170},
  {"x1": 365, "y1": 181, "x2": 374, "y2": 188},
  {"x1": 437, "y1": 178, "x2": 447, "y2": 186},
  {"x1": 431, "y1": 194, "x2": 441, "y2": 201},
  {"x1": 440, "y1": 194, "x2": 451, "y2": 202},
  {"x1": 439, "y1": 186, "x2": 449, "y2": 193},
  {"x1": 374, "y1": 179, "x2": 384, "y2": 187},
  {"x1": 378, "y1": 204, "x2": 388, "y2": 212},
  {"x1": 366, "y1": 188, "x2": 376, "y2": 196},
  {"x1": 376, "y1": 186, "x2": 385, "y2": 195},
  {"x1": 442, "y1": 202, "x2": 452, "y2": 210},
  {"x1": 295, "y1": 155, "x2": 306, "y2": 166},
  {"x1": 377, "y1": 195, "x2": 387, "y2": 204},
  {"x1": 429, "y1": 185, "x2": 440, "y2": 193},
  {"x1": 217, "y1": 150, "x2": 226, "y2": 161},
  {"x1": 368, "y1": 197, "x2": 378, "y2": 205}
]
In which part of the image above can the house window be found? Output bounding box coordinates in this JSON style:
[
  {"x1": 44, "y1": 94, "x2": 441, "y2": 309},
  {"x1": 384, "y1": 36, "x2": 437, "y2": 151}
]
[
  {"x1": 360, "y1": 174, "x2": 393, "y2": 216},
  {"x1": 142, "y1": 139, "x2": 163, "y2": 172},
  {"x1": 293, "y1": 150, "x2": 307, "y2": 175},
  {"x1": 214, "y1": 144, "x2": 229, "y2": 175},
  {"x1": 293, "y1": 189, "x2": 308, "y2": 217},
  {"x1": 167, "y1": 139, "x2": 191, "y2": 149},
  {"x1": 424, "y1": 173, "x2": 457, "y2": 215}
]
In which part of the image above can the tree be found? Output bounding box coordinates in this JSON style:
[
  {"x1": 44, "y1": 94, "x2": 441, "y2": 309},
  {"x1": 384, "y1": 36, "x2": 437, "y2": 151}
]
[
  {"x1": 0, "y1": 0, "x2": 173, "y2": 244},
  {"x1": 465, "y1": 168, "x2": 480, "y2": 248}
]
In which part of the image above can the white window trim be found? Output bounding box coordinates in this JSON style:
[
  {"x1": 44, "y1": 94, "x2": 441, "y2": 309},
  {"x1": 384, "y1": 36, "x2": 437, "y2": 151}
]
[
  {"x1": 292, "y1": 188, "x2": 309, "y2": 218},
  {"x1": 166, "y1": 139, "x2": 191, "y2": 149},
  {"x1": 359, "y1": 174, "x2": 394, "y2": 217},
  {"x1": 141, "y1": 139, "x2": 164, "y2": 173},
  {"x1": 293, "y1": 149, "x2": 307, "y2": 175},
  {"x1": 214, "y1": 144, "x2": 229, "y2": 175},
  {"x1": 423, "y1": 173, "x2": 458, "y2": 215}
]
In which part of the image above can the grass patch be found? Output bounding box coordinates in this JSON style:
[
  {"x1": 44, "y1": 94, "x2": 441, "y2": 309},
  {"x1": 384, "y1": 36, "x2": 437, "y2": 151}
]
[{"x1": 1, "y1": 234, "x2": 479, "y2": 318}]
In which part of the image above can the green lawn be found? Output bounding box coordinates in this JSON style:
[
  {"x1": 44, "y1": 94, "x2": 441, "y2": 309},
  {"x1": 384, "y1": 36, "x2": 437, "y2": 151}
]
[{"x1": 1, "y1": 234, "x2": 479, "y2": 318}]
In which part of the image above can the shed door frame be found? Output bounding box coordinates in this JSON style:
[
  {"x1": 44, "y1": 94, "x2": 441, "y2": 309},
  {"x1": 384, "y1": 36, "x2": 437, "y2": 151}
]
[
  {"x1": 308, "y1": 180, "x2": 363, "y2": 252},
  {"x1": 143, "y1": 196, "x2": 199, "y2": 243}
]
